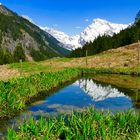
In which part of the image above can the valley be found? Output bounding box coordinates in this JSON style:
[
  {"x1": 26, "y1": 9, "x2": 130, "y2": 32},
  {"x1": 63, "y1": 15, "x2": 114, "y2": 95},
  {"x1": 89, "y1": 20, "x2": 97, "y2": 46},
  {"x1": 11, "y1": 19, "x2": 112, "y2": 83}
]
[
  {"x1": 0, "y1": 2, "x2": 140, "y2": 140},
  {"x1": 1, "y1": 42, "x2": 139, "y2": 81}
]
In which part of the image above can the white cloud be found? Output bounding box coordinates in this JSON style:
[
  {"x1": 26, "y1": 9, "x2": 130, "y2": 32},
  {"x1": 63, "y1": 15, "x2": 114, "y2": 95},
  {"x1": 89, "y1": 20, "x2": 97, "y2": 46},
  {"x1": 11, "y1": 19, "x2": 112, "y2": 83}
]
[
  {"x1": 22, "y1": 15, "x2": 34, "y2": 23},
  {"x1": 75, "y1": 26, "x2": 82, "y2": 29},
  {"x1": 85, "y1": 19, "x2": 89, "y2": 22}
]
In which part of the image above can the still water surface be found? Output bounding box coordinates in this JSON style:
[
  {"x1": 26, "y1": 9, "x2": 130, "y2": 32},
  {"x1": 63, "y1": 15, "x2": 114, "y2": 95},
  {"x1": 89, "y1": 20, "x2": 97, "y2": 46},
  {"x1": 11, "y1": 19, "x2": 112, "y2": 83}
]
[{"x1": 0, "y1": 74, "x2": 140, "y2": 138}]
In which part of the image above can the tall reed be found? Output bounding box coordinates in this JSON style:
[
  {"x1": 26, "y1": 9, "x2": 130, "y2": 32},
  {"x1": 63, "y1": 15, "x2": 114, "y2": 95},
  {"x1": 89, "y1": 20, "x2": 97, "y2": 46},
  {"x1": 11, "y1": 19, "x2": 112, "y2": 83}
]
[{"x1": 7, "y1": 107, "x2": 140, "y2": 140}]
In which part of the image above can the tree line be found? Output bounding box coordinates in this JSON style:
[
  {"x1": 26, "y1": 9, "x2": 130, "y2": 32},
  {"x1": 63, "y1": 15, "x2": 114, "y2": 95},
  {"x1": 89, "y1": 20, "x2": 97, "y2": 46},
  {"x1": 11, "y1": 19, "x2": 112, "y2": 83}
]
[
  {"x1": 69, "y1": 14, "x2": 140, "y2": 58},
  {"x1": 0, "y1": 43, "x2": 26, "y2": 65}
]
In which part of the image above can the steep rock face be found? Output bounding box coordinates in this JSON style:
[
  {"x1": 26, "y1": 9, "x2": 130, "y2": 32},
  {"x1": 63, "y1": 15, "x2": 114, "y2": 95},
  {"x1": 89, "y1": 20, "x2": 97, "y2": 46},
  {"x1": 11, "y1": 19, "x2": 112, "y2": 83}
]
[
  {"x1": 43, "y1": 19, "x2": 128, "y2": 50},
  {"x1": 0, "y1": 4, "x2": 70, "y2": 63}
]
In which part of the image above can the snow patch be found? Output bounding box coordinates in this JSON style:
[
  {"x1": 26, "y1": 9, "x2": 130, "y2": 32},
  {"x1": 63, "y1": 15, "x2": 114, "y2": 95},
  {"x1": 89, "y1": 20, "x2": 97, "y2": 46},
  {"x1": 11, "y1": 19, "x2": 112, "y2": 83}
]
[
  {"x1": 41, "y1": 26, "x2": 81, "y2": 50},
  {"x1": 22, "y1": 15, "x2": 34, "y2": 23}
]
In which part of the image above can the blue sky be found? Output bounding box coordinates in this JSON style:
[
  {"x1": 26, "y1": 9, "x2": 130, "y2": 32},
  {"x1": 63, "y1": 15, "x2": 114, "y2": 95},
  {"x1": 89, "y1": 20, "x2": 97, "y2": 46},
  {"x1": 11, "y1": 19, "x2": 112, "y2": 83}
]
[{"x1": 1, "y1": 0, "x2": 140, "y2": 35}]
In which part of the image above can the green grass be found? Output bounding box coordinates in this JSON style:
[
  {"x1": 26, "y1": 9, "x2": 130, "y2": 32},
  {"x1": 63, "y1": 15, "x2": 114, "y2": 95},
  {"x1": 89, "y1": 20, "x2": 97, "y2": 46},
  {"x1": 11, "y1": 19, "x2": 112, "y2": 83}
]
[
  {"x1": 81, "y1": 67, "x2": 140, "y2": 76},
  {"x1": 8, "y1": 58, "x2": 74, "y2": 73},
  {"x1": 7, "y1": 107, "x2": 140, "y2": 140},
  {"x1": 8, "y1": 54, "x2": 140, "y2": 76},
  {"x1": 9, "y1": 62, "x2": 50, "y2": 73},
  {"x1": 0, "y1": 68, "x2": 81, "y2": 118},
  {"x1": 9, "y1": 61, "x2": 140, "y2": 76},
  {"x1": 51, "y1": 57, "x2": 74, "y2": 62}
]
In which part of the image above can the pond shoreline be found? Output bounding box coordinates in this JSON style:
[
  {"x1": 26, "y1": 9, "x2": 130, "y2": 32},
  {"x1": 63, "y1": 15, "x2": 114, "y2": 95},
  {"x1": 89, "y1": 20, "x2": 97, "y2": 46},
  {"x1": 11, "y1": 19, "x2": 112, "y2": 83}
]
[
  {"x1": 0, "y1": 67, "x2": 140, "y2": 119},
  {"x1": 0, "y1": 69, "x2": 81, "y2": 119},
  {"x1": 81, "y1": 68, "x2": 140, "y2": 76}
]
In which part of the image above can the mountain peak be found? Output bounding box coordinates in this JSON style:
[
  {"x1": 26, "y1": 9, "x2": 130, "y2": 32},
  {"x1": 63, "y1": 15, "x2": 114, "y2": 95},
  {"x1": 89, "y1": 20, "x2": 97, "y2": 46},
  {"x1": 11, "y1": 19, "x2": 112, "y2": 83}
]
[
  {"x1": 42, "y1": 18, "x2": 129, "y2": 50},
  {"x1": 93, "y1": 18, "x2": 108, "y2": 24},
  {"x1": 0, "y1": 4, "x2": 15, "y2": 16},
  {"x1": 80, "y1": 18, "x2": 128, "y2": 44}
]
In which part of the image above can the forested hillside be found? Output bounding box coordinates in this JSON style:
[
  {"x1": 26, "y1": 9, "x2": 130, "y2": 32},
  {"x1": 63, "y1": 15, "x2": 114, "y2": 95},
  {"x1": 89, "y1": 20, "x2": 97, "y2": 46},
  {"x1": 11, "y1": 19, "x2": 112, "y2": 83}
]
[{"x1": 0, "y1": 4, "x2": 70, "y2": 64}]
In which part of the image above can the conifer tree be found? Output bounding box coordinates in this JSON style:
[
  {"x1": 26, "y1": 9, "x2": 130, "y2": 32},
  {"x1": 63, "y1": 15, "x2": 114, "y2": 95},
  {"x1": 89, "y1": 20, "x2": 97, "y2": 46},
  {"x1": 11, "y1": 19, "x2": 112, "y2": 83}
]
[
  {"x1": 135, "y1": 10, "x2": 140, "y2": 22},
  {"x1": 13, "y1": 43, "x2": 26, "y2": 62}
]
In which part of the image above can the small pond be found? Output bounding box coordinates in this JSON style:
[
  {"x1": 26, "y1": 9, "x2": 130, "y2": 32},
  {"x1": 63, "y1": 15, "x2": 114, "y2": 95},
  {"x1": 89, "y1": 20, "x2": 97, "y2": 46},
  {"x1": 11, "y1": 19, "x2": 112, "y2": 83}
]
[{"x1": 0, "y1": 74, "x2": 140, "y2": 139}]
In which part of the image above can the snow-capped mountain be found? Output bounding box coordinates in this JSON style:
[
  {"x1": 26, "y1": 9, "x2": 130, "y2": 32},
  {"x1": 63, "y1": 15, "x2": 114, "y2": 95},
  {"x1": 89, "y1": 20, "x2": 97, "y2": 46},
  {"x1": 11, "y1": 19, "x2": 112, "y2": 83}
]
[
  {"x1": 74, "y1": 79, "x2": 128, "y2": 102},
  {"x1": 79, "y1": 18, "x2": 128, "y2": 46},
  {"x1": 42, "y1": 18, "x2": 128, "y2": 50},
  {"x1": 41, "y1": 27, "x2": 81, "y2": 50}
]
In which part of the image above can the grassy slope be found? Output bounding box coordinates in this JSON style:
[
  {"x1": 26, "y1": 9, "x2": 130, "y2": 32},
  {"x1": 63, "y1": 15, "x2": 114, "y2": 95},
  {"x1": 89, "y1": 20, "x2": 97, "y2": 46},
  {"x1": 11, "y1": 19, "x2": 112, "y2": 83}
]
[
  {"x1": 0, "y1": 42, "x2": 139, "y2": 81},
  {"x1": 3, "y1": 42, "x2": 139, "y2": 80}
]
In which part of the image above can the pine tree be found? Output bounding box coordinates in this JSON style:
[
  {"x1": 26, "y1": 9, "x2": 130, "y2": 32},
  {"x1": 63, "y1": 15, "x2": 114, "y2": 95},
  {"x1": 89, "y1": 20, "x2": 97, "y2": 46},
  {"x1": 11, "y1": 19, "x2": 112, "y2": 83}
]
[
  {"x1": 0, "y1": 49, "x2": 4, "y2": 65},
  {"x1": 3, "y1": 49, "x2": 14, "y2": 64},
  {"x1": 0, "y1": 48, "x2": 14, "y2": 64},
  {"x1": 13, "y1": 43, "x2": 26, "y2": 62},
  {"x1": 135, "y1": 10, "x2": 140, "y2": 22}
]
